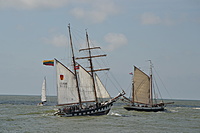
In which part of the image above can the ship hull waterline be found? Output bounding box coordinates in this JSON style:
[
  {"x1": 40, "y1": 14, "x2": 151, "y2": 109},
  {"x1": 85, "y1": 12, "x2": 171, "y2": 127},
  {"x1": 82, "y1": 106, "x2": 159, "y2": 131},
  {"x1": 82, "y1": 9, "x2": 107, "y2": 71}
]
[
  {"x1": 54, "y1": 102, "x2": 113, "y2": 117},
  {"x1": 124, "y1": 105, "x2": 164, "y2": 112}
]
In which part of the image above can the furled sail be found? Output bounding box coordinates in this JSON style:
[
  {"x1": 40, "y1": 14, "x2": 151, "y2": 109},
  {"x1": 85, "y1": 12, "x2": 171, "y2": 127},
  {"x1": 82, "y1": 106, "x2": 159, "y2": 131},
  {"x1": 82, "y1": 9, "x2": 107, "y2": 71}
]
[
  {"x1": 55, "y1": 59, "x2": 79, "y2": 105},
  {"x1": 41, "y1": 77, "x2": 47, "y2": 102},
  {"x1": 78, "y1": 65, "x2": 96, "y2": 102},
  {"x1": 95, "y1": 74, "x2": 111, "y2": 99},
  {"x1": 133, "y1": 66, "x2": 150, "y2": 104}
]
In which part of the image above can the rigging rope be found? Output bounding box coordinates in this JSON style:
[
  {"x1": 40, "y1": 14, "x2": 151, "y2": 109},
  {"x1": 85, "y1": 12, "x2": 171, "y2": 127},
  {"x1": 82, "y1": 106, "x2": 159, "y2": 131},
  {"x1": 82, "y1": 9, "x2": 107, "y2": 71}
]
[
  {"x1": 153, "y1": 67, "x2": 173, "y2": 100},
  {"x1": 152, "y1": 75, "x2": 163, "y2": 102}
]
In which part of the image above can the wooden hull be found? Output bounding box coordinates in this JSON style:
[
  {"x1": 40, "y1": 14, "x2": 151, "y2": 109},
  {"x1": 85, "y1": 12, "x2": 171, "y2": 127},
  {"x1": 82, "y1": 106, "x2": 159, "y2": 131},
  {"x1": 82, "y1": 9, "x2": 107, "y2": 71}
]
[
  {"x1": 54, "y1": 102, "x2": 113, "y2": 117},
  {"x1": 124, "y1": 105, "x2": 164, "y2": 112}
]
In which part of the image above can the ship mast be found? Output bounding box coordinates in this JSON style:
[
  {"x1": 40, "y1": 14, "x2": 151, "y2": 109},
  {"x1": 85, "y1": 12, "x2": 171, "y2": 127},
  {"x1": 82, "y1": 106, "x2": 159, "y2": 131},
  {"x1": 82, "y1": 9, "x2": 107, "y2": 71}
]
[
  {"x1": 68, "y1": 24, "x2": 82, "y2": 108},
  {"x1": 86, "y1": 31, "x2": 98, "y2": 103},
  {"x1": 148, "y1": 60, "x2": 153, "y2": 106},
  {"x1": 75, "y1": 29, "x2": 110, "y2": 104},
  {"x1": 132, "y1": 67, "x2": 134, "y2": 104}
]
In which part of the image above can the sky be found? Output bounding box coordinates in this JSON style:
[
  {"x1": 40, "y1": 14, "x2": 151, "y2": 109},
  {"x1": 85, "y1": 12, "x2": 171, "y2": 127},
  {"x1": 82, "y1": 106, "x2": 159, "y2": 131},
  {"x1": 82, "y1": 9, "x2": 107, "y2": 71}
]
[{"x1": 0, "y1": 0, "x2": 200, "y2": 100}]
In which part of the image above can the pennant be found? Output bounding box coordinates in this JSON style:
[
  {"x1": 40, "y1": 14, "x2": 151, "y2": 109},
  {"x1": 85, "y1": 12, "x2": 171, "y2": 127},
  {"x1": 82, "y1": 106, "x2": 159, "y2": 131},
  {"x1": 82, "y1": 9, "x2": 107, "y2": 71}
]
[
  {"x1": 129, "y1": 72, "x2": 133, "y2": 75},
  {"x1": 43, "y1": 60, "x2": 54, "y2": 66},
  {"x1": 74, "y1": 65, "x2": 79, "y2": 70}
]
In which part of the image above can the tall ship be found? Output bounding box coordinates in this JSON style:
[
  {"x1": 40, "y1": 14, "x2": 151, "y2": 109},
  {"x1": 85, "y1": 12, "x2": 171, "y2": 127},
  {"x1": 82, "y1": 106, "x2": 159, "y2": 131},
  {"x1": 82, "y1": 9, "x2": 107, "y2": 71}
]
[
  {"x1": 53, "y1": 24, "x2": 125, "y2": 117},
  {"x1": 123, "y1": 61, "x2": 173, "y2": 112}
]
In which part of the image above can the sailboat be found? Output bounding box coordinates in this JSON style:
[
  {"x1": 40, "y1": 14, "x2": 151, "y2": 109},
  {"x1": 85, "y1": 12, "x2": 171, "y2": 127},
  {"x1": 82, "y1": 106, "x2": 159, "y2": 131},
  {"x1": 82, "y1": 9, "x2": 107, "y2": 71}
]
[
  {"x1": 123, "y1": 61, "x2": 173, "y2": 112},
  {"x1": 54, "y1": 24, "x2": 125, "y2": 117},
  {"x1": 37, "y1": 77, "x2": 47, "y2": 106}
]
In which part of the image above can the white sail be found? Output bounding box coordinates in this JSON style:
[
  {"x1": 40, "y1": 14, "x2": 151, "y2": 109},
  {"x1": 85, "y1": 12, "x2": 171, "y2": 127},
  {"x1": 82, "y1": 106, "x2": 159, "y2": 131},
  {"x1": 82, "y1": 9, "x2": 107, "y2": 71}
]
[
  {"x1": 95, "y1": 74, "x2": 111, "y2": 99},
  {"x1": 133, "y1": 66, "x2": 150, "y2": 104},
  {"x1": 41, "y1": 77, "x2": 47, "y2": 102},
  {"x1": 55, "y1": 59, "x2": 79, "y2": 105},
  {"x1": 78, "y1": 65, "x2": 96, "y2": 102}
]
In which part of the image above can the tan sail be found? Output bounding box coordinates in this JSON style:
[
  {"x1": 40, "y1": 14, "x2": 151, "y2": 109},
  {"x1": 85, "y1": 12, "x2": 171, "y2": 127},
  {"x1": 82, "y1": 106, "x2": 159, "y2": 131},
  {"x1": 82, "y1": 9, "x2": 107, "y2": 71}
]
[{"x1": 133, "y1": 66, "x2": 150, "y2": 105}]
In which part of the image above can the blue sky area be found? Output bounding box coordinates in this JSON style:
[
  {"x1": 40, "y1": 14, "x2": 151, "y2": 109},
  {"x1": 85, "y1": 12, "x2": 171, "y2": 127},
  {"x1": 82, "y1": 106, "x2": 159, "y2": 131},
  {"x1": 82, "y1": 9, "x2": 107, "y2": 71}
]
[{"x1": 0, "y1": 0, "x2": 200, "y2": 100}]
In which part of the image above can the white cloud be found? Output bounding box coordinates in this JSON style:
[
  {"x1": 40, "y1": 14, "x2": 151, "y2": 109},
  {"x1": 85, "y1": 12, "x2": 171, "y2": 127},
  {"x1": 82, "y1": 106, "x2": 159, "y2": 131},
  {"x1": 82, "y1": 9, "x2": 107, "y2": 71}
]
[
  {"x1": 70, "y1": 1, "x2": 120, "y2": 23},
  {"x1": 140, "y1": 12, "x2": 161, "y2": 25},
  {"x1": 0, "y1": 0, "x2": 70, "y2": 10},
  {"x1": 0, "y1": 0, "x2": 120, "y2": 23},
  {"x1": 140, "y1": 12, "x2": 177, "y2": 26},
  {"x1": 104, "y1": 33, "x2": 127, "y2": 51},
  {"x1": 43, "y1": 34, "x2": 67, "y2": 47}
]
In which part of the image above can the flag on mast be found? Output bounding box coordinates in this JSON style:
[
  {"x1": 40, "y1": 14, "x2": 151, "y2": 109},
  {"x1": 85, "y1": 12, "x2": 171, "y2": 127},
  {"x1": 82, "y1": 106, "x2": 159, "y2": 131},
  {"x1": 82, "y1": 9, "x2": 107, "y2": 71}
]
[{"x1": 43, "y1": 60, "x2": 54, "y2": 66}]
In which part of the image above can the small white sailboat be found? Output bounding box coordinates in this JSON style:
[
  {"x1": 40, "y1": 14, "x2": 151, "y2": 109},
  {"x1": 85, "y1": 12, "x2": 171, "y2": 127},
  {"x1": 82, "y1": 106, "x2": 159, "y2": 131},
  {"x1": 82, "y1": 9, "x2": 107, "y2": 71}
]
[
  {"x1": 53, "y1": 24, "x2": 125, "y2": 117},
  {"x1": 123, "y1": 61, "x2": 173, "y2": 112},
  {"x1": 37, "y1": 77, "x2": 47, "y2": 106}
]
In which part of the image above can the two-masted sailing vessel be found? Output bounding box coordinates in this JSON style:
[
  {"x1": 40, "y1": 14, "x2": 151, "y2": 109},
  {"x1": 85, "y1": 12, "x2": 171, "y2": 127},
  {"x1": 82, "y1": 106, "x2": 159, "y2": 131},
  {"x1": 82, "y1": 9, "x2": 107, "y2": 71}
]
[
  {"x1": 54, "y1": 24, "x2": 124, "y2": 117},
  {"x1": 123, "y1": 61, "x2": 173, "y2": 112},
  {"x1": 37, "y1": 77, "x2": 47, "y2": 106}
]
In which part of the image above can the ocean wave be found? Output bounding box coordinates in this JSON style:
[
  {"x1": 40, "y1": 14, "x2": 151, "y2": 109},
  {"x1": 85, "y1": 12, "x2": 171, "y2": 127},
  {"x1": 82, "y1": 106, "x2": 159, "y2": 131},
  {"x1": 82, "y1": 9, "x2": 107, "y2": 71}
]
[
  {"x1": 164, "y1": 109, "x2": 178, "y2": 113},
  {"x1": 169, "y1": 110, "x2": 179, "y2": 113},
  {"x1": 42, "y1": 113, "x2": 55, "y2": 116},
  {"x1": 108, "y1": 112, "x2": 128, "y2": 117},
  {"x1": 193, "y1": 107, "x2": 200, "y2": 110}
]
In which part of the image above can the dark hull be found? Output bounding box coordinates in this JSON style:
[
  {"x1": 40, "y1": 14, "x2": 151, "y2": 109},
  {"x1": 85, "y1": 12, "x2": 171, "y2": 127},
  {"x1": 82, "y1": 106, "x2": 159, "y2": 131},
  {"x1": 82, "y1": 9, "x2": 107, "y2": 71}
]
[
  {"x1": 124, "y1": 105, "x2": 164, "y2": 112},
  {"x1": 54, "y1": 102, "x2": 113, "y2": 117}
]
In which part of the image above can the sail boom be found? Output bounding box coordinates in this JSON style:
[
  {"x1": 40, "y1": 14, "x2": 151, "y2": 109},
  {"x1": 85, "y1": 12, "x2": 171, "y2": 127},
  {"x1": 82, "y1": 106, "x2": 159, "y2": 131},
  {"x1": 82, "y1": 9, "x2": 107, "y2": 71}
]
[
  {"x1": 111, "y1": 91, "x2": 125, "y2": 102},
  {"x1": 79, "y1": 47, "x2": 101, "y2": 52},
  {"x1": 88, "y1": 68, "x2": 110, "y2": 72},
  {"x1": 76, "y1": 54, "x2": 107, "y2": 60},
  {"x1": 122, "y1": 96, "x2": 132, "y2": 103},
  {"x1": 134, "y1": 101, "x2": 150, "y2": 104}
]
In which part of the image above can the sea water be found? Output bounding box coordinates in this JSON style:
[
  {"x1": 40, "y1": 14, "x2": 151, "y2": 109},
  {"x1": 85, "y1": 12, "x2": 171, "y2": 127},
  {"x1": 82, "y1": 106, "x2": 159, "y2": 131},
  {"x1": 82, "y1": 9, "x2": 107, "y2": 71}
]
[{"x1": 0, "y1": 95, "x2": 200, "y2": 133}]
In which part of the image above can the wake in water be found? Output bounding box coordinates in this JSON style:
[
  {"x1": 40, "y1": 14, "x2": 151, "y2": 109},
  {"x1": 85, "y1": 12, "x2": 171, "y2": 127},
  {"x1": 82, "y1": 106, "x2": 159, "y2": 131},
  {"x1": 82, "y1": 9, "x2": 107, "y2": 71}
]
[
  {"x1": 193, "y1": 107, "x2": 200, "y2": 110},
  {"x1": 108, "y1": 112, "x2": 129, "y2": 117},
  {"x1": 153, "y1": 108, "x2": 179, "y2": 113},
  {"x1": 165, "y1": 109, "x2": 179, "y2": 113}
]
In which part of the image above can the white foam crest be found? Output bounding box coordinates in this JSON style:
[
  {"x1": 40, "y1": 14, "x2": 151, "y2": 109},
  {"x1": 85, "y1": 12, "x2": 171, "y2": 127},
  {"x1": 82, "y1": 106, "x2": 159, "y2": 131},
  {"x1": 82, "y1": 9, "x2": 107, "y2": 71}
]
[
  {"x1": 167, "y1": 109, "x2": 178, "y2": 113},
  {"x1": 42, "y1": 113, "x2": 55, "y2": 116},
  {"x1": 108, "y1": 112, "x2": 123, "y2": 117},
  {"x1": 193, "y1": 107, "x2": 200, "y2": 110}
]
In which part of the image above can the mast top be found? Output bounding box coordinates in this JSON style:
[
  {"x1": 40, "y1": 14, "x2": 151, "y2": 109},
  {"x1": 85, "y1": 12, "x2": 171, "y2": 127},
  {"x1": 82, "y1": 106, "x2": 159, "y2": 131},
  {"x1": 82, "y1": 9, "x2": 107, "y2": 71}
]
[{"x1": 147, "y1": 60, "x2": 153, "y2": 76}]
